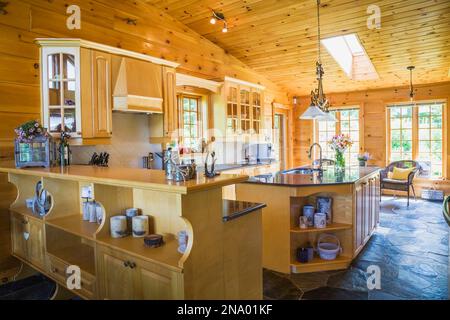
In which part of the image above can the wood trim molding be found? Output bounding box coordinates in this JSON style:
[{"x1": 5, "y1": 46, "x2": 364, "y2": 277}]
[
  {"x1": 224, "y1": 76, "x2": 266, "y2": 90},
  {"x1": 272, "y1": 102, "x2": 288, "y2": 110},
  {"x1": 35, "y1": 38, "x2": 180, "y2": 68},
  {"x1": 176, "y1": 73, "x2": 222, "y2": 93}
]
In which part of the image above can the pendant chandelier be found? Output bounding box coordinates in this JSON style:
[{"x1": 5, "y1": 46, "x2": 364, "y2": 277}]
[
  {"x1": 407, "y1": 65, "x2": 415, "y2": 102},
  {"x1": 300, "y1": 0, "x2": 336, "y2": 122}
]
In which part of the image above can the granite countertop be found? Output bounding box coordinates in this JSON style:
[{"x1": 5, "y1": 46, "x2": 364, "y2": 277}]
[
  {"x1": 246, "y1": 166, "x2": 380, "y2": 186},
  {"x1": 222, "y1": 200, "x2": 266, "y2": 222}
]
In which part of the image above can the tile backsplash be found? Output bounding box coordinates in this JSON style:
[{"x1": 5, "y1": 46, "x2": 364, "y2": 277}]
[{"x1": 71, "y1": 112, "x2": 157, "y2": 168}]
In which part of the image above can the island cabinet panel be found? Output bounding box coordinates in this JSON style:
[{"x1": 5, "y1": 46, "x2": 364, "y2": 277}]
[
  {"x1": 11, "y1": 212, "x2": 45, "y2": 270},
  {"x1": 354, "y1": 184, "x2": 364, "y2": 253},
  {"x1": 353, "y1": 174, "x2": 379, "y2": 257},
  {"x1": 96, "y1": 244, "x2": 184, "y2": 300}
]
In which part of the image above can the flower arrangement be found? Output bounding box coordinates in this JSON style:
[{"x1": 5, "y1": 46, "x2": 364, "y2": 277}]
[
  {"x1": 328, "y1": 134, "x2": 353, "y2": 169},
  {"x1": 328, "y1": 134, "x2": 353, "y2": 153},
  {"x1": 357, "y1": 152, "x2": 371, "y2": 162},
  {"x1": 14, "y1": 120, "x2": 48, "y2": 142}
]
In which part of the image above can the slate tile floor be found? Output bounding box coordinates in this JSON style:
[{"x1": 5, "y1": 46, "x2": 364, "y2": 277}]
[
  {"x1": 1, "y1": 197, "x2": 448, "y2": 300},
  {"x1": 264, "y1": 196, "x2": 449, "y2": 300}
]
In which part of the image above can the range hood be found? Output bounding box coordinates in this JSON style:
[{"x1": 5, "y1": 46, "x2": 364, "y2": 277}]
[{"x1": 112, "y1": 57, "x2": 163, "y2": 113}]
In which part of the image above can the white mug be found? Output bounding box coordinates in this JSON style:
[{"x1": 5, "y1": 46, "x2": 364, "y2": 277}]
[
  {"x1": 110, "y1": 216, "x2": 127, "y2": 238},
  {"x1": 314, "y1": 212, "x2": 327, "y2": 229},
  {"x1": 132, "y1": 215, "x2": 149, "y2": 238}
]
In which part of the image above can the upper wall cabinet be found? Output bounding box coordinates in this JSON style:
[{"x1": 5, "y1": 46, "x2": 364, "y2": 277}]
[
  {"x1": 223, "y1": 77, "x2": 265, "y2": 136},
  {"x1": 36, "y1": 39, "x2": 179, "y2": 145},
  {"x1": 40, "y1": 46, "x2": 82, "y2": 138}
]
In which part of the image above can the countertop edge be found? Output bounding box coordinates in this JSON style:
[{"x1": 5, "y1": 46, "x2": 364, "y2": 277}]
[
  {"x1": 222, "y1": 200, "x2": 266, "y2": 222},
  {"x1": 0, "y1": 166, "x2": 249, "y2": 194}
]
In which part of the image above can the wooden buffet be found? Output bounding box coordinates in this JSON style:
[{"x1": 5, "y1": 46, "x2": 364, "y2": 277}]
[
  {"x1": 235, "y1": 167, "x2": 380, "y2": 274},
  {"x1": 0, "y1": 165, "x2": 264, "y2": 300}
]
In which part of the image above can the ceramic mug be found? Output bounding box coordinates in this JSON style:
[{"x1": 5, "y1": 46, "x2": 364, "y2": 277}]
[
  {"x1": 178, "y1": 230, "x2": 188, "y2": 254},
  {"x1": 296, "y1": 248, "x2": 309, "y2": 263},
  {"x1": 302, "y1": 205, "x2": 315, "y2": 227},
  {"x1": 314, "y1": 212, "x2": 327, "y2": 229},
  {"x1": 132, "y1": 215, "x2": 149, "y2": 238},
  {"x1": 110, "y1": 216, "x2": 127, "y2": 238}
]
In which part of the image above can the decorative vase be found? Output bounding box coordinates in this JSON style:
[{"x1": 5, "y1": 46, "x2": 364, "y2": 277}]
[{"x1": 335, "y1": 150, "x2": 345, "y2": 169}]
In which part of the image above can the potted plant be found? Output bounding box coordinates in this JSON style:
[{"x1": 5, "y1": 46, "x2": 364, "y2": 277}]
[
  {"x1": 328, "y1": 134, "x2": 353, "y2": 170},
  {"x1": 357, "y1": 152, "x2": 371, "y2": 167}
]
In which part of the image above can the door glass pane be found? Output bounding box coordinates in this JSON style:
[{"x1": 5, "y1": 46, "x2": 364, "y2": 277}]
[
  {"x1": 49, "y1": 109, "x2": 62, "y2": 133},
  {"x1": 48, "y1": 54, "x2": 60, "y2": 80},
  {"x1": 64, "y1": 81, "x2": 76, "y2": 106},
  {"x1": 63, "y1": 54, "x2": 75, "y2": 79},
  {"x1": 63, "y1": 108, "x2": 77, "y2": 132},
  {"x1": 48, "y1": 81, "x2": 61, "y2": 106}
]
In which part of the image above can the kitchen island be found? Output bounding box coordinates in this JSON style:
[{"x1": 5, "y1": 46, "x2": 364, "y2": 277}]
[
  {"x1": 0, "y1": 165, "x2": 264, "y2": 300},
  {"x1": 235, "y1": 166, "x2": 380, "y2": 274}
]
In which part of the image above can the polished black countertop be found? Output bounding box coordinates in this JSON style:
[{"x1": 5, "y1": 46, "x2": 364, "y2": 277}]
[
  {"x1": 222, "y1": 200, "x2": 266, "y2": 222},
  {"x1": 198, "y1": 161, "x2": 276, "y2": 173},
  {"x1": 245, "y1": 166, "x2": 380, "y2": 187}
]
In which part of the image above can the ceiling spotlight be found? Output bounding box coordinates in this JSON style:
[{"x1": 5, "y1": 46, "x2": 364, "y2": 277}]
[
  {"x1": 222, "y1": 23, "x2": 228, "y2": 33},
  {"x1": 210, "y1": 17, "x2": 216, "y2": 25}
]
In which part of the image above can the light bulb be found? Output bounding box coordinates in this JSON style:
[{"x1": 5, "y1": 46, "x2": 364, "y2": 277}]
[
  {"x1": 210, "y1": 17, "x2": 216, "y2": 25},
  {"x1": 222, "y1": 26, "x2": 228, "y2": 33}
]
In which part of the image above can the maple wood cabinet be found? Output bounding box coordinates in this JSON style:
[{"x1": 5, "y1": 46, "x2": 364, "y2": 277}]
[
  {"x1": 96, "y1": 244, "x2": 184, "y2": 300},
  {"x1": 11, "y1": 212, "x2": 46, "y2": 270},
  {"x1": 222, "y1": 77, "x2": 265, "y2": 136},
  {"x1": 81, "y1": 49, "x2": 113, "y2": 140},
  {"x1": 37, "y1": 39, "x2": 113, "y2": 144},
  {"x1": 354, "y1": 174, "x2": 380, "y2": 255}
]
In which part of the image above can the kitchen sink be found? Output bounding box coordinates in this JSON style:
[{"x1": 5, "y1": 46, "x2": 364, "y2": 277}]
[{"x1": 282, "y1": 167, "x2": 322, "y2": 175}]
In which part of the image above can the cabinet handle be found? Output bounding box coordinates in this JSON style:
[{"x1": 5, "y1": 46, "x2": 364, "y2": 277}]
[
  {"x1": 21, "y1": 220, "x2": 28, "y2": 225},
  {"x1": 123, "y1": 261, "x2": 130, "y2": 268},
  {"x1": 129, "y1": 262, "x2": 136, "y2": 269}
]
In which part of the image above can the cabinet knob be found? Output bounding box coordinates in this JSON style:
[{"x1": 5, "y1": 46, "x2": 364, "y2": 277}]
[
  {"x1": 51, "y1": 266, "x2": 58, "y2": 273},
  {"x1": 123, "y1": 261, "x2": 130, "y2": 268},
  {"x1": 21, "y1": 220, "x2": 28, "y2": 225},
  {"x1": 129, "y1": 262, "x2": 136, "y2": 269}
]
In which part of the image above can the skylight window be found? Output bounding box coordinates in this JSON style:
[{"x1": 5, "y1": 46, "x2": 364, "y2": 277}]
[{"x1": 321, "y1": 34, "x2": 379, "y2": 81}]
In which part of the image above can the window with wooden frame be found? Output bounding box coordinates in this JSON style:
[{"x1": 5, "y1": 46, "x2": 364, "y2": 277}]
[
  {"x1": 316, "y1": 108, "x2": 361, "y2": 166},
  {"x1": 179, "y1": 94, "x2": 202, "y2": 152},
  {"x1": 387, "y1": 102, "x2": 446, "y2": 178}
]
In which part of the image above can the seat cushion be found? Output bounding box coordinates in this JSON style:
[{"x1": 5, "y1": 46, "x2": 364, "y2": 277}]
[
  {"x1": 391, "y1": 167, "x2": 415, "y2": 180},
  {"x1": 383, "y1": 178, "x2": 408, "y2": 184}
]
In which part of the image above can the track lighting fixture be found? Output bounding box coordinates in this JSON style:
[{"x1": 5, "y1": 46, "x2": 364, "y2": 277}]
[{"x1": 210, "y1": 10, "x2": 228, "y2": 33}]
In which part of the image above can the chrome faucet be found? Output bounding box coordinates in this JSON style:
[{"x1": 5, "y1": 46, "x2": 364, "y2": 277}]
[{"x1": 308, "y1": 143, "x2": 322, "y2": 169}]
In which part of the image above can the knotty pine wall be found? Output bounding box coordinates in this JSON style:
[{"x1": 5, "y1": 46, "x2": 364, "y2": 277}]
[
  {"x1": 293, "y1": 81, "x2": 450, "y2": 193},
  {"x1": 0, "y1": 0, "x2": 290, "y2": 160}
]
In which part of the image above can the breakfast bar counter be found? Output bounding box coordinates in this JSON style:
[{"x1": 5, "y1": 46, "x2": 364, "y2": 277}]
[
  {"x1": 235, "y1": 166, "x2": 381, "y2": 274},
  {"x1": 0, "y1": 165, "x2": 263, "y2": 300}
]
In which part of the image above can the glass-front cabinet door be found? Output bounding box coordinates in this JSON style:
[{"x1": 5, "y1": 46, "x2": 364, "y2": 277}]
[{"x1": 41, "y1": 47, "x2": 81, "y2": 137}]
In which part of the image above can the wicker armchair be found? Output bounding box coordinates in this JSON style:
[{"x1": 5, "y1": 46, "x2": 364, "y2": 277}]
[{"x1": 380, "y1": 160, "x2": 421, "y2": 206}]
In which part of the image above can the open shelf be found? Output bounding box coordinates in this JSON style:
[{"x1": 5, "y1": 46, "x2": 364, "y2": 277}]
[
  {"x1": 47, "y1": 243, "x2": 96, "y2": 276},
  {"x1": 46, "y1": 215, "x2": 99, "y2": 240},
  {"x1": 10, "y1": 205, "x2": 44, "y2": 221},
  {"x1": 97, "y1": 236, "x2": 183, "y2": 272},
  {"x1": 290, "y1": 256, "x2": 352, "y2": 274},
  {"x1": 290, "y1": 222, "x2": 352, "y2": 234}
]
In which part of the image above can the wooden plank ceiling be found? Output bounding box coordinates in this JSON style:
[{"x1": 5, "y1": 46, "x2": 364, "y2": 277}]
[{"x1": 144, "y1": 0, "x2": 450, "y2": 95}]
